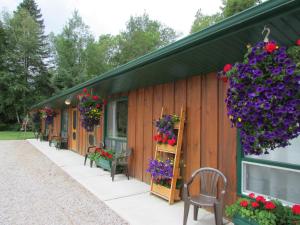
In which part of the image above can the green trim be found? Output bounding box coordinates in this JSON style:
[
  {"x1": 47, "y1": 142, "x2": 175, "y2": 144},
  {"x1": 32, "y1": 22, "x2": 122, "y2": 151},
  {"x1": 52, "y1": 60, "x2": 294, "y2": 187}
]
[
  {"x1": 237, "y1": 130, "x2": 243, "y2": 195},
  {"x1": 242, "y1": 157, "x2": 300, "y2": 171},
  {"x1": 32, "y1": 0, "x2": 300, "y2": 109}
]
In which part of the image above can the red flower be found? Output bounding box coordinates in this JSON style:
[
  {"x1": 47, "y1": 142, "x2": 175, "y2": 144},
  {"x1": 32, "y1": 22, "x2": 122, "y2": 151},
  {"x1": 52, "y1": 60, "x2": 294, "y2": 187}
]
[
  {"x1": 240, "y1": 200, "x2": 248, "y2": 208},
  {"x1": 103, "y1": 99, "x2": 108, "y2": 106},
  {"x1": 96, "y1": 104, "x2": 101, "y2": 108},
  {"x1": 167, "y1": 139, "x2": 176, "y2": 146},
  {"x1": 86, "y1": 93, "x2": 90, "y2": 97},
  {"x1": 248, "y1": 193, "x2": 255, "y2": 199},
  {"x1": 292, "y1": 204, "x2": 300, "y2": 215},
  {"x1": 83, "y1": 88, "x2": 87, "y2": 93},
  {"x1": 221, "y1": 76, "x2": 228, "y2": 83},
  {"x1": 296, "y1": 39, "x2": 300, "y2": 46},
  {"x1": 251, "y1": 202, "x2": 259, "y2": 208},
  {"x1": 256, "y1": 195, "x2": 266, "y2": 203},
  {"x1": 162, "y1": 136, "x2": 168, "y2": 144},
  {"x1": 265, "y1": 42, "x2": 277, "y2": 53},
  {"x1": 223, "y1": 64, "x2": 232, "y2": 73},
  {"x1": 92, "y1": 95, "x2": 99, "y2": 101},
  {"x1": 264, "y1": 201, "x2": 276, "y2": 210}
]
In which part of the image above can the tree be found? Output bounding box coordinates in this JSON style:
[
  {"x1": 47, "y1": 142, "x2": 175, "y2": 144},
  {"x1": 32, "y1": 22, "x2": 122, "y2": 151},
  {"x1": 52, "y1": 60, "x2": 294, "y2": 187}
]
[
  {"x1": 0, "y1": 9, "x2": 41, "y2": 122},
  {"x1": 190, "y1": 10, "x2": 223, "y2": 33},
  {"x1": 85, "y1": 34, "x2": 117, "y2": 79},
  {"x1": 113, "y1": 13, "x2": 178, "y2": 65},
  {"x1": 190, "y1": 0, "x2": 261, "y2": 34},
  {"x1": 222, "y1": 0, "x2": 261, "y2": 18},
  {"x1": 51, "y1": 10, "x2": 93, "y2": 90},
  {"x1": 16, "y1": 0, "x2": 53, "y2": 101}
]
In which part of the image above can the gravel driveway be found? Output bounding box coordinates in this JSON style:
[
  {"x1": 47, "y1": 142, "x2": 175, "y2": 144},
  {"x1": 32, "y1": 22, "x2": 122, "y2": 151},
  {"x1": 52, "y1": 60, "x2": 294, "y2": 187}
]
[{"x1": 0, "y1": 140, "x2": 128, "y2": 225}]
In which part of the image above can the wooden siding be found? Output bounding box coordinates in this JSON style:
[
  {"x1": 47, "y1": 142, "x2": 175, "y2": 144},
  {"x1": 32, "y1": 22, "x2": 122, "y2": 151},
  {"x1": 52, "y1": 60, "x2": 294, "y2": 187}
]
[{"x1": 127, "y1": 73, "x2": 237, "y2": 205}]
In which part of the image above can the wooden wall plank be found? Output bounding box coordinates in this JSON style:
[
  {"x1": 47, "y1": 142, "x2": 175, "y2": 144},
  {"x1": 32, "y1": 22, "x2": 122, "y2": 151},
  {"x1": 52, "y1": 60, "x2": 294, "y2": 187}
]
[
  {"x1": 128, "y1": 90, "x2": 137, "y2": 177},
  {"x1": 162, "y1": 82, "x2": 175, "y2": 114},
  {"x1": 135, "y1": 88, "x2": 145, "y2": 181},
  {"x1": 186, "y1": 76, "x2": 201, "y2": 195},
  {"x1": 218, "y1": 80, "x2": 237, "y2": 205},
  {"x1": 201, "y1": 73, "x2": 218, "y2": 168},
  {"x1": 152, "y1": 84, "x2": 163, "y2": 158},
  {"x1": 174, "y1": 79, "x2": 187, "y2": 180},
  {"x1": 143, "y1": 87, "x2": 153, "y2": 182}
]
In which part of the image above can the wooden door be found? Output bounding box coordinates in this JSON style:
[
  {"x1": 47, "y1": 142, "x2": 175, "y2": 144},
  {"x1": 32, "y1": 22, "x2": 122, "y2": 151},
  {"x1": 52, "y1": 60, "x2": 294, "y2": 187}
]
[{"x1": 70, "y1": 108, "x2": 78, "y2": 151}]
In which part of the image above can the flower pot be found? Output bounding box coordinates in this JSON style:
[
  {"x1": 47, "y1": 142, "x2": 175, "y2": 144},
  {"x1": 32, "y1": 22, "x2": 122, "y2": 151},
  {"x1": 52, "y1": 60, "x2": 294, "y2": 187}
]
[
  {"x1": 151, "y1": 183, "x2": 180, "y2": 200},
  {"x1": 156, "y1": 144, "x2": 176, "y2": 153},
  {"x1": 233, "y1": 215, "x2": 258, "y2": 225},
  {"x1": 95, "y1": 158, "x2": 111, "y2": 171}
]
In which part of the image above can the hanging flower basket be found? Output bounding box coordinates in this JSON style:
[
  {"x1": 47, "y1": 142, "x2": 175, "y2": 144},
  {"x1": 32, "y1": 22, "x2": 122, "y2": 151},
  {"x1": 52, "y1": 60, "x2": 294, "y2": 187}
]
[
  {"x1": 218, "y1": 39, "x2": 300, "y2": 155},
  {"x1": 77, "y1": 88, "x2": 106, "y2": 132},
  {"x1": 39, "y1": 107, "x2": 57, "y2": 125}
]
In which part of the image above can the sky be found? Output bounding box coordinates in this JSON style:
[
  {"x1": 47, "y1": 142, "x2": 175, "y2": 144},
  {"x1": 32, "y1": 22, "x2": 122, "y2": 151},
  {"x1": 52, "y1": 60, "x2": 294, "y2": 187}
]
[{"x1": 1, "y1": 0, "x2": 223, "y2": 38}]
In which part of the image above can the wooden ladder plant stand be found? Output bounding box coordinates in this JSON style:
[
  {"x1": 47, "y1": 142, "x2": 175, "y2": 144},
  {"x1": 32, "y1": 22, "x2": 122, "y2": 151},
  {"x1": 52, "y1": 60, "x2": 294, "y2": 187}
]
[{"x1": 150, "y1": 107, "x2": 185, "y2": 204}]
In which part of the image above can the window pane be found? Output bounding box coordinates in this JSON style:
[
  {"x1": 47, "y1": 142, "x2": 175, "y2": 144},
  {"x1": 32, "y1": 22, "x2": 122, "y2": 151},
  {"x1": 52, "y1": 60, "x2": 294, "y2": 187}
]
[
  {"x1": 116, "y1": 100, "x2": 128, "y2": 138},
  {"x1": 243, "y1": 162, "x2": 300, "y2": 204},
  {"x1": 246, "y1": 136, "x2": 300, "y2": 165},
  {"x1": 106, "y1": 102, "x2": 115, "y2": 138}
]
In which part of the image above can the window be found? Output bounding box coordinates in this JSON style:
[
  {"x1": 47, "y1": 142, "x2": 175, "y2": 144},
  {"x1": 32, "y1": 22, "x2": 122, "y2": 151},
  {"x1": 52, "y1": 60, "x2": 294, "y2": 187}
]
[
  {"x1": 239, "y1": 135, "x2": 300, "y2": 204},
  {"x1": 106, "y1": 99, "x2": 128, "y2": 139}
]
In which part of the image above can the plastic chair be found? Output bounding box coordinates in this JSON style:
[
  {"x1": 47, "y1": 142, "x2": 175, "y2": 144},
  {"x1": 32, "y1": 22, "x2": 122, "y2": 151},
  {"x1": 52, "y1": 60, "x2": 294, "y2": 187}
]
[
  {"x1": 111, "y1": 147, "x2": 132, "y2": 181},
  {"x1": 183, "y1": 167, "x2": 227, "y2": 225}
]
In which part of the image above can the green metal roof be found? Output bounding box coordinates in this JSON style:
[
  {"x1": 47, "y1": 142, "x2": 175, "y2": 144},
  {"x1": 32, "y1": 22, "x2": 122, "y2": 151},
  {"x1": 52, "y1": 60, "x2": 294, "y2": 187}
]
[{"x1": 33, "y1": 0, "x2": 300, "y2": 109}]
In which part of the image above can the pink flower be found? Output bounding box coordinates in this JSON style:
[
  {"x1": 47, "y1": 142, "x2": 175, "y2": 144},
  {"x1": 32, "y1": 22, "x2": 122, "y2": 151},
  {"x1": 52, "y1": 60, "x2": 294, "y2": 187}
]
[
  {"x1": 296, "y1": 39, "x2": 300, "y2": 46},
  {"x1": 248, "y1": 193, "x2": 255, "y2": 199},
  {"x1": 83, "y1": 88, "x2": 87, "y2": 93}
]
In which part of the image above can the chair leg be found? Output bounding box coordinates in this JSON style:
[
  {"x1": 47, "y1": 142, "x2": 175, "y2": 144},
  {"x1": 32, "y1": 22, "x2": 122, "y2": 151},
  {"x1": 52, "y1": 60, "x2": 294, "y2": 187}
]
[
  {"x1": 111, "y1": 162, "x2": 117, "y2": 181},
  {"x1": 214, "y1": 203, "x2": 223, "y2": 225},
  {"x1": 183, "y1": 201, "x2": 190, "y2": 225},
  {"x1": 193, "y1": 205, "x2": 199, "y2": 220},
  {"x1": 126, "y1": 166, "x2": 129, "y2": 180},
  {"x1": 84, "y1": 154, "x2": 88, "y2": 166}
]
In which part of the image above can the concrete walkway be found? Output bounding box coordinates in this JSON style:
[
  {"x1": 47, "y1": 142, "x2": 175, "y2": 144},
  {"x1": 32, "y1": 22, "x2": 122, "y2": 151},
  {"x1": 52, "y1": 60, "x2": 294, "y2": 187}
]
[{"x1": 28, "y1": 139, "x2": 231, "y2": 225}]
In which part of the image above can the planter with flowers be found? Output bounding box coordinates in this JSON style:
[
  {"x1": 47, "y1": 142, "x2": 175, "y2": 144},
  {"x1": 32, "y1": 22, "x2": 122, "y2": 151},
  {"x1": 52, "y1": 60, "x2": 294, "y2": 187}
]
[
  {"x1": 154, "y1": 114, "x2": 180, "y2": 153},
  {"x1": 147, "y1": 158, "x2": 180, "y2": 200},
  {"x1": 39, "y1": 107, "x2": 57, "y2": 125},
  {"x1": 94, "y1": 148, "x2": 115, "y2": 171},
  {"x1": 77, "y1": 88, "x2": 106, "y2": 132},
  {"x1": 226, "y1": 193, "x2": 300, "y2": 225}
]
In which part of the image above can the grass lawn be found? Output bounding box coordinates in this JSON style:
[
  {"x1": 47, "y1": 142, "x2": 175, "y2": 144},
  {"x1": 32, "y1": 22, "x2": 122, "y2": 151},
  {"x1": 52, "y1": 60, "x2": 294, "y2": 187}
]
[{"x1": 0, "y1": 131, "x2": 35, "y2": 140}]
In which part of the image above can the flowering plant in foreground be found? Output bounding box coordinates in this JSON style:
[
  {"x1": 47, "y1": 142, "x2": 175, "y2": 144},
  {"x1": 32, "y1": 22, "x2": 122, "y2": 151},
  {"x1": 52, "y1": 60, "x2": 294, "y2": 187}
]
[
  {"x1": 154, "y1": 114, "x2": 180, "y2": 146},
  {"x1": 146, "y1": 158, "x2": 174, "y2": 188},
  {"x1": 78, "y1": 88, "x2": 106, "y2": 131},
  {"x1": 218, "y1": 40, "x2": 300, "y2": 155},
  {"x1": 39, "y1": 107, "x2": 57, "y2": 125},
  {"x1": 226, "y1": 193, "x2": 300, "y2": 225}
]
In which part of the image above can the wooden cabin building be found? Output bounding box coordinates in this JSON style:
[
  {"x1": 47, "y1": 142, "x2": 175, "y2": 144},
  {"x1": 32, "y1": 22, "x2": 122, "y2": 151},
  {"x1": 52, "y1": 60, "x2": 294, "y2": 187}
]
[{"x1": 33, "y1": 0, "x2": 300, "y2": 207}]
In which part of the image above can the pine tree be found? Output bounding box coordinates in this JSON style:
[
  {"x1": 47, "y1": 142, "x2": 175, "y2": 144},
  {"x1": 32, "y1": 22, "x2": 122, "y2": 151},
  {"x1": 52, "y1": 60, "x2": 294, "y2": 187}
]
[{"x1": 16, "y1": 0, "x2": 54, "y2": 101}]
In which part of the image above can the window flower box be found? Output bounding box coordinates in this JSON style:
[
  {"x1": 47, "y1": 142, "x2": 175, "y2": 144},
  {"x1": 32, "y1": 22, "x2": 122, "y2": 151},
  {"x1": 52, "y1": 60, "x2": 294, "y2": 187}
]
[
  {"x1": 232, "y1": 215, "x2": 258, "y2": 225},
  {"x1": 95, "y1": 157, "x2": 111, "y2": 171}
]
